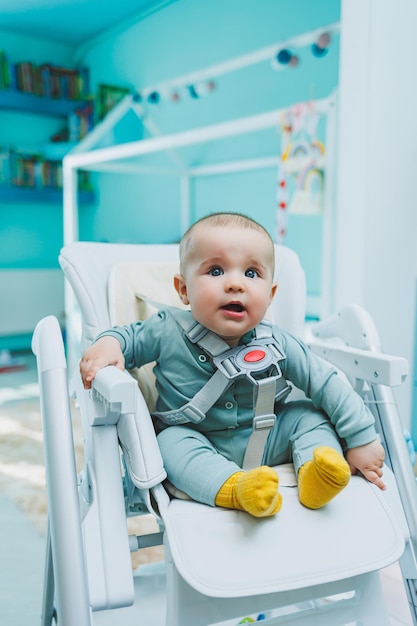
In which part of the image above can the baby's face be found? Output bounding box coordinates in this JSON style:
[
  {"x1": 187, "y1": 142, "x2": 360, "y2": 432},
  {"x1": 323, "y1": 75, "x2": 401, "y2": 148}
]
[{"x1": 174, "y1": 225, "x2": 277, "y2": 346}]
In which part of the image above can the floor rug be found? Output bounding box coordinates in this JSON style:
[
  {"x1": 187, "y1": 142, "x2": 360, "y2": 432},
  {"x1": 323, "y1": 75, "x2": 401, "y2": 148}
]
[{"x1": 0, "y1": 391, "x2": 163, "y2": 570}]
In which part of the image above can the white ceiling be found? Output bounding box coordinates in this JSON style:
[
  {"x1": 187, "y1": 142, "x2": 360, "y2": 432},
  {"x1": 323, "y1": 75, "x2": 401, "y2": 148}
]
[{"x1": 0, "y1": 0, "x2": 176, "y2": 46}]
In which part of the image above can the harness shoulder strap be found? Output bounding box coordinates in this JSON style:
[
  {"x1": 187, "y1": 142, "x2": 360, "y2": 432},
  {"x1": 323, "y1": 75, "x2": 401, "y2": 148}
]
[
  {"x1": 168, "y1": 308, "x2": 231, "y2": 357},
  {"x1": 152, "y1": 308, "x2": 234, "y2": 425}
]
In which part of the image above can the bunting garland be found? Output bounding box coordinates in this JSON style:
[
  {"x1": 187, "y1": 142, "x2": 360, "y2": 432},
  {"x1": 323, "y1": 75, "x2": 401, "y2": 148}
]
[{"x1": 135, "y1": 26, "x2": 337, "y2": 106}]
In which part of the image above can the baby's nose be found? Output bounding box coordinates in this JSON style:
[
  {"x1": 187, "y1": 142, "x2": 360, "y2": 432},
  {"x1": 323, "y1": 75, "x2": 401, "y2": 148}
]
[{"x1": 226, "y1": 273, "x2": 244, "y2": 291}]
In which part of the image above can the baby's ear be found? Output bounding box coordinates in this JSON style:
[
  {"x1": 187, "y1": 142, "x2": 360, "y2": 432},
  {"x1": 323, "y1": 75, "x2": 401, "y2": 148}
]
[
  {"x1": 173, "y1": 274, "x2": 189, "y2": 305},
  {"x1": 270, "y1": 282, "x2": 278, "y2": 301}
]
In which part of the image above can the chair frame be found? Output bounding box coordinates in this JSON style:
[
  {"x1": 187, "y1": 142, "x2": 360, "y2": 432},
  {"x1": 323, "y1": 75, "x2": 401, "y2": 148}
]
[{"x1": 31, "y1": 242, "x2": 417, "y2": 626}]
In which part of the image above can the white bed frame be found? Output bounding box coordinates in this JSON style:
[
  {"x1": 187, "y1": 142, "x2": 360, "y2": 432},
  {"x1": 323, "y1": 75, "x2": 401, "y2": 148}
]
[
  {"x1": 63, "y1": 93, "x2": 336, "y2": 330},
  {"x1": 63, "y1": 94, "x2": 336, "y2": 238},
  {"x1": 62, "y1": 24, "x2": 340, "y2": 357}
]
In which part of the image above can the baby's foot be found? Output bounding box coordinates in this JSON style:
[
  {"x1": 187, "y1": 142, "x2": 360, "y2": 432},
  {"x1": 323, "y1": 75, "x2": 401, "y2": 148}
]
[
  {"x1": 215, "y1": 466, "x2": 282, "y2": 517},
  {"x1": 298, "y1": 446, "x2": 351, "y2": 509}
]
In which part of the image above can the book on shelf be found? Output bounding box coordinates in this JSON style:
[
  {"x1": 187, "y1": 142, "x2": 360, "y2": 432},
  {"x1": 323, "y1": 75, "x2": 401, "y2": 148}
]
[
  {"x1": 0, "y1": 51, "x2": 16, "y2": 91},
  {"x1": 8, "y1": 148, "x2": 61, "y2": 189},
  {"x1": 41, "y1": 64, "x2": 83, "y2": 100},
  {"x1": 0, "y1": 148, "x2": 10, "y2": 185},
  {"x1": 0, "y1": 50, "x2": 91, "y2": 102},
  {"x1": 0, "y1": 146, "x2": 91, "y2": 192},
  {"x1": 68, "y1": 101, "x2": 94, "y2": 141}
]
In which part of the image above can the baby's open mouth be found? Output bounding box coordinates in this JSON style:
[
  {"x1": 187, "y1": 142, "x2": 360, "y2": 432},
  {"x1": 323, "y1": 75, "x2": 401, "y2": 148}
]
[{"x1": 221, "y1": 303, "x2": 245, "y2": 312}]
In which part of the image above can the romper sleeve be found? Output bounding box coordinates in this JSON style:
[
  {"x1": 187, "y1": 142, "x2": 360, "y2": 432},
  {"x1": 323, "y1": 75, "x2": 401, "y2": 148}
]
[
  {"x1": 95, "y1": 310, "x2": 167, "y2": 369},
  {"x1": 277, "y1": 328, "x2": 378, "y2": 449}
]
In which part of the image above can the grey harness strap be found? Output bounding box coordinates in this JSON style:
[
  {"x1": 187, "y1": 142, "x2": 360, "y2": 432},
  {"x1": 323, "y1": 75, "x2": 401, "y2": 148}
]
[{"x1": 153, "y1": 308, "x2": 291, "y2": 469}]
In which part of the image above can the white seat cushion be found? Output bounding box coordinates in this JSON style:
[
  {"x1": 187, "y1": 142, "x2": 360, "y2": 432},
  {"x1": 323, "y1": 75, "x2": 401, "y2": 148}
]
[{"x1": 161, "y1": 468, "x2": 405, "y2": 597}]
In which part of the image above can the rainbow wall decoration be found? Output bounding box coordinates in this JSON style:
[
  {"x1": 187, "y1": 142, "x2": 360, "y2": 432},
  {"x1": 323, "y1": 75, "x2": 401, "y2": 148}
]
[{"x1": 276, "y1": 108, "x2": 326, "y2": 243}]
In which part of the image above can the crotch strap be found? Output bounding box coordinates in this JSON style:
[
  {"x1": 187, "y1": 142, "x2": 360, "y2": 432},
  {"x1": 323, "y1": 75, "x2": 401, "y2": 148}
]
[{"x1": 153, "y1": 310, "x2": 292, "y2": 469}]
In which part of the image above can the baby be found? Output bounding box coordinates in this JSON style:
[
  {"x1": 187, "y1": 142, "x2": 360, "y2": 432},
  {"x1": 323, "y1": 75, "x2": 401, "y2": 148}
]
[{"x1": 80, "y1": 212, "x2": 385, "y2": 517}]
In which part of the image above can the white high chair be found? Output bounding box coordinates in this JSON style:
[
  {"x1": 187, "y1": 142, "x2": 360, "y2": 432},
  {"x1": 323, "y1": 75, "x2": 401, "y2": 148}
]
[{"x1": 31, "y1": 241, "x2": 417, "y2": 626}]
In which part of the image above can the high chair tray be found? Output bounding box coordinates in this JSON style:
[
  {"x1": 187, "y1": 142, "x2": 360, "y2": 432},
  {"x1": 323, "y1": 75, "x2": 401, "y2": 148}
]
[{"x1": 162, "y1": 468, "x2": 406, "y2": 598}]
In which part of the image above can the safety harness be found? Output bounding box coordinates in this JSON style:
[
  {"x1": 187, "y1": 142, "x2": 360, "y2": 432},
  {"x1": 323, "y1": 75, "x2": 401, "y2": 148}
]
[{"x1": 153, "y1": 309, "x2": 292, "y2": 469}]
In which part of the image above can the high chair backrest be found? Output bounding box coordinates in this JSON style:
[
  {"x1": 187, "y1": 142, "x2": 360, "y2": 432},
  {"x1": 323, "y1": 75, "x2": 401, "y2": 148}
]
[{"x1": 59, "y1": 241, "x2": 307, "y2": 352}]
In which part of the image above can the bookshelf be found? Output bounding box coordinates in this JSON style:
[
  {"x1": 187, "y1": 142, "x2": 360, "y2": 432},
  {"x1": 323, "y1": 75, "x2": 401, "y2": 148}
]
[
  {"x1": 0, "y1": 185, "x2": 94, "y2": 204},
  {"x1": 0, "y1": 89, "x2": 91, "y2": 118},
  {"x1": 0, "y1": 90, "x2": 95, "y2": 205}
]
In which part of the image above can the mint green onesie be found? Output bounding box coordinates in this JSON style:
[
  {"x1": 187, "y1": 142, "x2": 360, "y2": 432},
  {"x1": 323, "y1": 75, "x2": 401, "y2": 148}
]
[{"x1": 98, "y1": 308, "x2": 378, "y2": 506}]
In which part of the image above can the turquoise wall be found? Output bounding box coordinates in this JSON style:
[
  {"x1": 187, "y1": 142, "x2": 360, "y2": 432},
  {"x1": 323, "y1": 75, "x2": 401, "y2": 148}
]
[
  {"x1": 0, "y1": 31, "x2": 76, "y2": 350},
  {"x1": 0, "y1": 30, "x2": 75, "y2": 271},
  {"x1": 0, "y1": 0, "x2": 340, "y2": 349},
  {"x1": 79, "y1": 0, "x2": 340, "y2": 302}
]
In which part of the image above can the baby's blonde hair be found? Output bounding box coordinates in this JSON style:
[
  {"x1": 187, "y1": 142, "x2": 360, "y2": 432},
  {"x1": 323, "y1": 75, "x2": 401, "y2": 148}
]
[{"x1": 179, "y1": 212, "x2": 275, "y2": 273}]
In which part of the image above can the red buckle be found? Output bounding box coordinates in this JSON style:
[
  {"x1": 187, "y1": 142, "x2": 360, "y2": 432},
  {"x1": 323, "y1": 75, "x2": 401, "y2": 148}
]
[{"x1": 243, "y1": 349, "x2": 266, "y2": 363}]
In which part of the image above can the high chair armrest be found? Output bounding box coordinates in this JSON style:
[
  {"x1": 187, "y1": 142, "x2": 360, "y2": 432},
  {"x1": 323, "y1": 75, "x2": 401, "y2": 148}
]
[
  {"x1": 91, "y1": 366, "x2": 167, "y2": 489},
  {"x1": 117, "y1": 390, "x2": 167, "y2": 490},
  {"x1": 309, "y1": 340, "x2": 408, "y2": 387},
  {"x1": 92, "y1": 366, "x2": 137, "y2": 418}
]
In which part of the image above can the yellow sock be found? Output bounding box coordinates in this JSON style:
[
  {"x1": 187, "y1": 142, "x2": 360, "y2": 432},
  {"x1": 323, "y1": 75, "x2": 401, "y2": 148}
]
[
  {"x1": 215, "y1": 466, "x2": 282, "y2": 518},
  {"x1": 298, "y1": 446, "x2": 351, "y2": 509},
  {"x1": 214, "y1": 471, "x2": 244, "y2": 511}
]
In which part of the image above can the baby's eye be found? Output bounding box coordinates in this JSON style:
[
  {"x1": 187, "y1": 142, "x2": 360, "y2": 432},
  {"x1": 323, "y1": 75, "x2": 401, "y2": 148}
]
[
  {"x1": 245, "y1": 268, "x2": 259, "y2": 279},
  {"x1": 209, "y1": 266, "x2": 223, "y2": 277}
]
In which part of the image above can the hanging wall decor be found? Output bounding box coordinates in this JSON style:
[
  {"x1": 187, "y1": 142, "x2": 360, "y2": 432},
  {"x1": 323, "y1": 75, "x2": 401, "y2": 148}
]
[
  {"x1": 275, "y1": 101, "x2": 326, "y2": 243},
  {"x1": 137, "y1": 24, "x2": 338, "y2": 106}
]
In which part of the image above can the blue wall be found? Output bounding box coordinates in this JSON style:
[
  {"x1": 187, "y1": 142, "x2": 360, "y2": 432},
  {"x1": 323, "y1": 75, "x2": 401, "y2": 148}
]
[
  {"x1": 0, "y1": 0, "x2": 340, "y2": 349},
  {"x1": 80, "y1": 0, "x2": 340, "y2": 301},
  {"x1": 0, "y1": 31, "x2": 76, "y2": 350},
  {"x1": 0, "y1": 30, "x2": 76, "y2": 271},
  {"x1": 0, "y1": 1, "x2": 340, "y2": 267}
]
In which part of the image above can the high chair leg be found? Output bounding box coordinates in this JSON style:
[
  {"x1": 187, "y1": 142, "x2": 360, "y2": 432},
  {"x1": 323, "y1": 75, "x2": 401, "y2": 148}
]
[
  {"x1": 33, "y1": 317, "x2": 92, "y2": 625},
  {"x1": 41, "y1": 526, "x2": 56, "y2": 626}
]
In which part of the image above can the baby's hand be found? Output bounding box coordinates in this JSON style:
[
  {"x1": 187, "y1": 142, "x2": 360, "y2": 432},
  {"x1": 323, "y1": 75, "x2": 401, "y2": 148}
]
[
  {"x1": 346, "y1": 439, "x2": 386, "y2": 490},
  {"x1": 80, "y1": 336, "x2": 125, "y2": 389}
]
